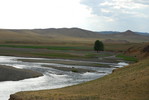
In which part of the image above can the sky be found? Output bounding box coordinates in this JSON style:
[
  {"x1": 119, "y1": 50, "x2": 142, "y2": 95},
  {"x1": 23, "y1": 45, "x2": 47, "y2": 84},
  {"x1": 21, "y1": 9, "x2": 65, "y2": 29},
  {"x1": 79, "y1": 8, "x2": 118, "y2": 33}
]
[{"x1": 0, "y1": 0, "x2": 149, "y2": 32}]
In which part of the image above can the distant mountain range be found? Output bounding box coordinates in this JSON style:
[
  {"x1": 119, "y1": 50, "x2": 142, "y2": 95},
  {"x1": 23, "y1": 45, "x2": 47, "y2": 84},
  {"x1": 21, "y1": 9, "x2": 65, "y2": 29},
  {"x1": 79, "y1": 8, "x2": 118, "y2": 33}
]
[
  {"x1": 97, "y1": 31, "x2": 120, "y2": 34},
  {"x1": 97, "y1": 31, "x2": 149, "y2": 36},
  {"x1": 136, "y1": 32, "x2": 149, "y2": 36},
  {"x1": 0, "y1": 28, "x2": 149, "y2": 44}
]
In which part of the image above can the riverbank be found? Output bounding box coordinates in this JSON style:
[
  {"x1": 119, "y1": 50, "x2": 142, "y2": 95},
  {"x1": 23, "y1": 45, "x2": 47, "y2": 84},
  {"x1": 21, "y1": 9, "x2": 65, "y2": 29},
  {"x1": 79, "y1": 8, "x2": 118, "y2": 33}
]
[
  {"x1": 0, "y1": 55, "x2": 117, "y2": 100},
  {"x1": 9, "y1": 57, "x2": 149, "y2": 100},
  {"x1": 0, "y1": 65, "x2": 43, "y2": 81}
]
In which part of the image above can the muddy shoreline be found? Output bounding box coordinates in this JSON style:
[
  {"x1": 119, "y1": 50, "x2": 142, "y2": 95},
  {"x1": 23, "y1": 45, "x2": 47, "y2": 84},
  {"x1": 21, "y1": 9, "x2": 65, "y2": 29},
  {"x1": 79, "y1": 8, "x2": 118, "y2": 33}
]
[{"x1": 0, "y1": 65, "x2": 43, "y2": 82}]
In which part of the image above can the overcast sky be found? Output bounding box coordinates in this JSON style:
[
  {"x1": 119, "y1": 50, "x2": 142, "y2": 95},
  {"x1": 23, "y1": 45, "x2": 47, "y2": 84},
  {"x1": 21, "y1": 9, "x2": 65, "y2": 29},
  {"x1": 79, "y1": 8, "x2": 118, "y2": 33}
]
[{"x1": 0, "y1": 0, "x2": 149, "y2": 32}]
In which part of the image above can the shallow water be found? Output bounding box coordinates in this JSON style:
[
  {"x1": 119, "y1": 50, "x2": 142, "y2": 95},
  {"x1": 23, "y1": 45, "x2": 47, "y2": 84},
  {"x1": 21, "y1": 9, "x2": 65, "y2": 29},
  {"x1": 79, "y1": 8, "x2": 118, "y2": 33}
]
[{"x1": 0, "y1": 56, "x2": 128, "y2": 100}]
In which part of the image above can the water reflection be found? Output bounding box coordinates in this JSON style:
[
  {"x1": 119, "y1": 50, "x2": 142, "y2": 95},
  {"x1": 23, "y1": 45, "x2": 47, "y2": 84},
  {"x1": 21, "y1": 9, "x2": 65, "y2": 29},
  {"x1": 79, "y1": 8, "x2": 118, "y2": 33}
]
[{"x1": 0, "y1": 56, "x2": 128, "y2": 100}]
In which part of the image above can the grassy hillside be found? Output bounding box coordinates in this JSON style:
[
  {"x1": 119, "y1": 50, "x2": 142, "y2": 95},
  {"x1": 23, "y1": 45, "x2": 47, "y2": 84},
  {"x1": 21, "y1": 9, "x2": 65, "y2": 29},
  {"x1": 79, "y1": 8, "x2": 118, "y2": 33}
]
[
  {"x1": 105, "y1": 30, "x2": 149, "y2": 42},
  {"x1": 0, "y1": 29, "x2": 96, "y2": 44},
  {"x1": 10, "y1": 57, "x2": 149, "y2": 100},
  {"x1": 125, "y1": 42, "x2": 149, "y2": 59},
  {"x1": 0, "y1": 28, "x2": 104, "y2": 45},
  {"x1": 0, "y1": 28, "x2": 149, "y2": 44}
]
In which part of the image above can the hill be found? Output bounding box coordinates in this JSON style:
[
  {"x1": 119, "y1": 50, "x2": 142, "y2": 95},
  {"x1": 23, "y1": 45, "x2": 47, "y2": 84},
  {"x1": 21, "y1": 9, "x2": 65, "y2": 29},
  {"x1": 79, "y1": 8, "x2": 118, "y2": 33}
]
[
  {"x1": 0, "y1": 28, "x2": 149, "y2": 44},
  {"x1": 125, "y1": 42, "x2": 149, "y2": 59},
  {"x1": 104, "y1": 39, "x2": 129, "y2": 43},
  {"x1": 136, "y1": 32, "x2": 149, "y2": 36},
  {"x1": 32, "y1": 28, "x2": 99, "y2": 38},
  {"x1": 97, "y1": 31, "x2": 149, "y2": 36},
  {"x1": 99, "y1": 30, "x2": 149, "y2": 42},
  {"x1": 0, "y1": 28, "x2": 101, "y2": 45},
  {"x1": 96, "y1": 31, "x2": 120, "y2": 34}
]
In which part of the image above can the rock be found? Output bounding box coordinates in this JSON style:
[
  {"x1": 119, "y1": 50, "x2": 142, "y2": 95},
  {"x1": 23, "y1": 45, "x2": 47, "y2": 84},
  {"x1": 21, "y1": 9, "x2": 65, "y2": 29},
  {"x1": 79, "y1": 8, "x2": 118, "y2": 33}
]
[{"x1": 9, "y1": 95, "x2": 22, "y2": 100}]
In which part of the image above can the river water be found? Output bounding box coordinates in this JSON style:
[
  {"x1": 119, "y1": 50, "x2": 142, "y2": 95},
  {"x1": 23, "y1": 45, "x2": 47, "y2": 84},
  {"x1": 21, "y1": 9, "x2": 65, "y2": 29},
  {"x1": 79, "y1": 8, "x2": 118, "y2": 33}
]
[{"x1": 0, "y1": 56, "x2": 128, "y2": 100}]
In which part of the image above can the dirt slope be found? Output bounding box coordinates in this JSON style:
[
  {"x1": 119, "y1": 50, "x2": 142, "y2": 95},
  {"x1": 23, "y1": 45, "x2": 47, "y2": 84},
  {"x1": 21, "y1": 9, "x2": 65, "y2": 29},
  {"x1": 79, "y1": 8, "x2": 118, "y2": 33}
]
[{"x1": 125, "y1": 42, "x2": 149, "y2": 59}]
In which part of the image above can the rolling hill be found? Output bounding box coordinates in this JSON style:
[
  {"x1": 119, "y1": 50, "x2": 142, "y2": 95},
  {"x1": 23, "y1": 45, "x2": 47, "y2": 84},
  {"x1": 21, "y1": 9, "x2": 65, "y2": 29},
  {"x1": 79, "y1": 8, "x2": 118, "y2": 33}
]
[
  {"x1": 0, "y1": 28, "x2": 149, "y2": 44},
  {"x1": 125, "y1": 42, "x2": 149, "y2": 59},
  {"x1": 97, "y1": 30, "x2": 149, "y2": 42}
]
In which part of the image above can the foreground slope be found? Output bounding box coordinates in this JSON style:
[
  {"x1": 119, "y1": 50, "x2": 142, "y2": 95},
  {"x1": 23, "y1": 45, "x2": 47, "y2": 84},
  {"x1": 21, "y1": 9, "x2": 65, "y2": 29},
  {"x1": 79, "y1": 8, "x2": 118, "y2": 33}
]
[{"x1": 9, "y1": 57, "x2": 149, "y2": 100}]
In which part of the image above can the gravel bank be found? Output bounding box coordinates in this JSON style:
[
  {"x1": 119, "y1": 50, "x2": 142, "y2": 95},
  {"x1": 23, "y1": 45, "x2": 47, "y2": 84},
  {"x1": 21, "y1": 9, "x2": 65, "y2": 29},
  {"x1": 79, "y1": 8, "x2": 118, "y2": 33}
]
[{"x1": 0, "y1": 65, "x2": 43, "y2": 81}]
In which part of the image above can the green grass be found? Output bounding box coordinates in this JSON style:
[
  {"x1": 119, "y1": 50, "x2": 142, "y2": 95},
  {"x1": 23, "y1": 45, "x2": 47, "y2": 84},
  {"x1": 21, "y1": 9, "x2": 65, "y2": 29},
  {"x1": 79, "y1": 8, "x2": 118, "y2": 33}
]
[
  {"x1": 31, "y1": 53, "x2": 83, "y2": 59},
  {"x1": 116, "y1": 54, "x2": 138, "y2": 62},
  {"x1": 0, "y1": 44, "x2": 92, "y2": 51},
  {"x1": 0, "y1": 44, "x2": 94, "y2": 59},
  {"x1": 85, "y1": 52, "x2": 113, "y2": 58},
  {"x1": 0, "y1": 43, "x2": 140, "y2": 53},
  {"x1": 0, "y1": 43, "x2": 139, "y2": 52}
]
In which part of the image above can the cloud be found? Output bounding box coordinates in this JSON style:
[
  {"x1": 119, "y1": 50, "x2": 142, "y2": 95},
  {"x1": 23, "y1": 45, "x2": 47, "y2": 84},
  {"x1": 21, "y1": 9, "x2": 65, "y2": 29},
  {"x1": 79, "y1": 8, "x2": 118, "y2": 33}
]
[
  {"x1": 80, "y1": 0, "x2": 149, "y2": 32},
  {"x1": 134, "y1": 0, "x2": 149, "y2": 5},
  {"x1": 100, "y1": 0, "x2": 149, "y2": 9},
  {"x1": 81, "y1": 0, "x2": 103, "y2": 15},
  {"x1": 0, "y1": 0, "x2": 149, "y2": 32},
  {"x1": 100, "y1": 0, "x2": 149, "y2": 19},
  {"x1": 81, "y1": 0, "x2": 149, "y2": 17}
]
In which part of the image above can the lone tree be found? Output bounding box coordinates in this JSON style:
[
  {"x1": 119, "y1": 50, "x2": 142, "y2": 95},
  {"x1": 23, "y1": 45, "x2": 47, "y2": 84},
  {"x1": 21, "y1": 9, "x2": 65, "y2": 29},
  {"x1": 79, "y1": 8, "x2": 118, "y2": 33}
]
[{"x1": 94, "y1": 40, "x2": 104, "y2": 52}]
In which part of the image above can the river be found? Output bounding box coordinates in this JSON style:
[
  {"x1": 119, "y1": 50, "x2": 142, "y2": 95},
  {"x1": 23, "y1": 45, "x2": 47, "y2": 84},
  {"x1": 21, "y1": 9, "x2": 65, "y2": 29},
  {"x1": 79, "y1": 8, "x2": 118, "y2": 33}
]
[{"x1": 0, "y1": 56, "x2": 128, "y2": 100}]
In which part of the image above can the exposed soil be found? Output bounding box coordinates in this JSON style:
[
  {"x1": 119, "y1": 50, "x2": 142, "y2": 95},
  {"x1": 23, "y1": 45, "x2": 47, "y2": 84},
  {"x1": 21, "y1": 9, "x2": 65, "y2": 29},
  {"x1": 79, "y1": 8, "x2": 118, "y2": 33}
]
[
  {"x1": 125, "y1": 42, "x2": 149, "y2": 59},
  {"x1": 0, "y1": 65, "x2": 43, "y2": 81}
]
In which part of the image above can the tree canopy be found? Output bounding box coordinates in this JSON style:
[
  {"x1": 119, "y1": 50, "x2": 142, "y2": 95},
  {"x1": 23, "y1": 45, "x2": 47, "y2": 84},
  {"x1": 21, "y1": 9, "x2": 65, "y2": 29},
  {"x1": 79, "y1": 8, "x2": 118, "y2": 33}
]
[{"x1": 94, "y1": 40, "x2": 104, "y2": 52}]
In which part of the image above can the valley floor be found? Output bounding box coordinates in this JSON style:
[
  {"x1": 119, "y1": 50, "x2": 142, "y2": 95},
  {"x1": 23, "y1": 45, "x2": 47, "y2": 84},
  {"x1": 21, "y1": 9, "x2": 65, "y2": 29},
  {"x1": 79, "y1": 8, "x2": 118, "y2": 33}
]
[{"x1": 0, "y1": 43, "x2": 147, "y2": 100}]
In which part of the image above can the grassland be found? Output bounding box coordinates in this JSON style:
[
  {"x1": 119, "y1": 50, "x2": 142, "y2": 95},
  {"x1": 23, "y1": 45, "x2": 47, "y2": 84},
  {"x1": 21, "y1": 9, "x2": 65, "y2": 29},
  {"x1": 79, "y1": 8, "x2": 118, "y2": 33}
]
[
  {"x1": 0, "y1": 42, "x2": 139, "y2": 50},
  {"x1": 116, "y1": 53, "x2": 138, "y2": 62},
  {"x1": 0, "y1": 43, "x2": 139, "y2": 59},
  {"x1": 0, "y1": 44, "x2": 91, "y2": 50},
  {"x1": 10, "y1": 57, "x2": 149, "y2": 100}
]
